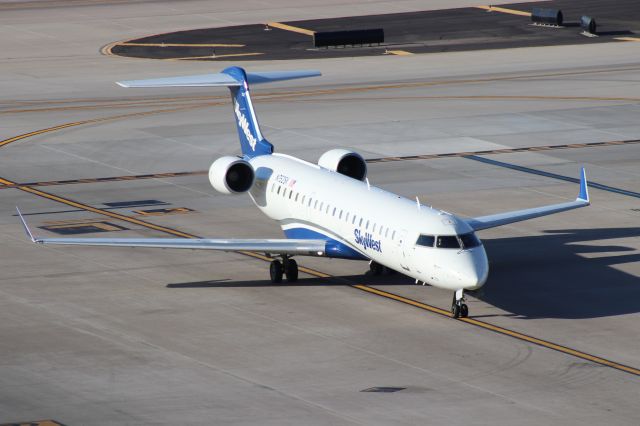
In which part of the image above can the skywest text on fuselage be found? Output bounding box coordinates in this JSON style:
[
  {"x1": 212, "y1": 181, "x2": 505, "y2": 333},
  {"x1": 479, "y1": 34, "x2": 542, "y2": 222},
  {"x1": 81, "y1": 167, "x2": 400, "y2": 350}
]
[{"x1": 354, "y1": 229, "x2": 382, "y2": 252}]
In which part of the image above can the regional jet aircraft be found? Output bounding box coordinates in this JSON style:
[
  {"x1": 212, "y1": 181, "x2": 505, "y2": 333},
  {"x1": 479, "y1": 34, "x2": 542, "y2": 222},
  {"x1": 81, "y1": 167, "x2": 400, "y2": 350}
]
[{"x1": 17, "y1": 67, "x2": 590, "y2": 318}]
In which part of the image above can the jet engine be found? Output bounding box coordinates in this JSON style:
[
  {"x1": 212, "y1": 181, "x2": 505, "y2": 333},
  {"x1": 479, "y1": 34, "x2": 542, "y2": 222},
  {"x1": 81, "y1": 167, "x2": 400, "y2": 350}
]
[
  {"x1": 317, "y1": 149, "x2": 367, "y2": 181},
  {"x1": 209, "y1": 156, "x2": 255, "y2": 194}
]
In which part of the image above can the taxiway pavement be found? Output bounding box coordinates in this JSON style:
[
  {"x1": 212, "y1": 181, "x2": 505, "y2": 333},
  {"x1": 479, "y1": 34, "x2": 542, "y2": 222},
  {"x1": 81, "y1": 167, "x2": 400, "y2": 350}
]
[{"x1": 0, "y1": 1, "x2": 639, "y2": 425}]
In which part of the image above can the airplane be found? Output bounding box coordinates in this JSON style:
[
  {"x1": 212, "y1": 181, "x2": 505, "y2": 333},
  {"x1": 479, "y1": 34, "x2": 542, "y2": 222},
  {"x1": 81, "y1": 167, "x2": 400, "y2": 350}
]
[{"x1": 17, "y1": 66, "x2": 590, "y2": 318}]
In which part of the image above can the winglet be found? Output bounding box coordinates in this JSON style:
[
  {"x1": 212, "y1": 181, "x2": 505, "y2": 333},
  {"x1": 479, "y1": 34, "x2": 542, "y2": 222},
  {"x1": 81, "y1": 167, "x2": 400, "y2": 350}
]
[
  {"x1": 577, "y1": 167, "x2": 590, "y2": 204},
  {"x1": 16, "y1": 207, "x2": 38, "y2": 243}
]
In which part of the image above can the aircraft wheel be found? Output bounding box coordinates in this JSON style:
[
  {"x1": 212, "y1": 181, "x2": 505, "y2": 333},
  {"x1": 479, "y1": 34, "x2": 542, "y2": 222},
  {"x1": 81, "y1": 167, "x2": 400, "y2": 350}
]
[
  {"x1": 451, "y1": 302, "x2": 461, "y2": 319},
  {"x1": 369, "y1": 261, "x2": 383, "y2": 276},
  {"x1": 270, "y1": 260, "x2": 283, "y2": 283},
  {"x1": 460, "y1": 304, "x2": 469, "y2": 318},
  {"x1": 285, "y1": 258, "x2": 298, "y2": 282}
]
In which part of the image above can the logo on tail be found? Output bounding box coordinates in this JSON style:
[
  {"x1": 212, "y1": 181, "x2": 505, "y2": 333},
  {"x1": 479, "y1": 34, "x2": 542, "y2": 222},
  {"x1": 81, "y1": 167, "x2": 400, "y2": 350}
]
[{"x1": 234, "y1": 99, "x2": 258, "y2": 151}]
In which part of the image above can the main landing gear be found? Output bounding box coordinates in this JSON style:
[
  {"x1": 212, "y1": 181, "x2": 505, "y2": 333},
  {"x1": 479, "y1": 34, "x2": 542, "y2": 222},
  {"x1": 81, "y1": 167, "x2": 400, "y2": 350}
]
[
  {"x1": 451, "y1": 289, "x2": 469, "y2": 319},
  {"x1": 269, "y1": 255, "x2": 298, "y2": 283},
  {"x1": 369, "y1": 261, "x2": 384, "y2": 275},
  {"x1": 368, "y1": 261, "x2": 396, "y2": 276}
]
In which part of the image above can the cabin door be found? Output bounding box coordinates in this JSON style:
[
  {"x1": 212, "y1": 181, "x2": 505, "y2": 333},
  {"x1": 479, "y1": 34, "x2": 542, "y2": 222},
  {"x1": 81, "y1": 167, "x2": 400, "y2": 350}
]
[{"x1": 398, "y1": 229, "x2": 411, "y2": 272}]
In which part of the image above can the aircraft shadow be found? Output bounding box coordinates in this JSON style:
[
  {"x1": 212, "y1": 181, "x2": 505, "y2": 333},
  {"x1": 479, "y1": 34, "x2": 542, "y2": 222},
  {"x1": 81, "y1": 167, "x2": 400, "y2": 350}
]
[
  {"x1": 167, "y1": 271, "x2": 414, "y2": 289},
  {"x1": 168, "y1": 227, "x2": 639, "y2": 320},
  {"x1": 475, "y1": 227, "x2": 640, "y2": 319}
]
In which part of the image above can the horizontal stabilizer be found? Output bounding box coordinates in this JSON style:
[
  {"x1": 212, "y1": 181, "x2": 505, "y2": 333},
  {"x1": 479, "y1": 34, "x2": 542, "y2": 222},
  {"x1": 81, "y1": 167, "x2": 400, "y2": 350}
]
[
  {"x1": 117, "y1": 69, "x2": 321, "y2": 88},
  {"x1": 246, "y1": 70, "x2": 321, "y2": 84},
  {"x1": 117, "y1": 73, "x2": 241, "y2": 88}
]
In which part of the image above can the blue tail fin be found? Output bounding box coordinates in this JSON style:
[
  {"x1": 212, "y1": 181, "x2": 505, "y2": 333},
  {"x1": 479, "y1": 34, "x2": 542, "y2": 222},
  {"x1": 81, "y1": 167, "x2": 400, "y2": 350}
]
[
  {"x1": 117, "y1": 66, "x2": 321, "y2": 158},
  {"x1": 221, "y1": 67, "x2": 273, "y2": 157}
]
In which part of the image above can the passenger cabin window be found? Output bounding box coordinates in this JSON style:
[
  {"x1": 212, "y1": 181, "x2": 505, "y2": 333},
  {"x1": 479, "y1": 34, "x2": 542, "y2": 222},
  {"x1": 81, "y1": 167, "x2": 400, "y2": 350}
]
[
  {"x1": 339, "y1": 210, "x2": 343, "y2": 219},
  {"x1": 372, "y1": 224, "x2": 377, "y2": 233},
  {"x1": 460, "y1": 232, "x2": 482, "y2": 249},
  {"x1": 436, "y1": 236, "x2": 460, "y2": 249},
  {"x1": 392, "y1": 230, "x2": 396, "y2": 240},
  {"x1": 416, "y1": 235, "x2": 435, "y2": 247},
  {"x1": 332, "y1": 207, "x2": 336, "y2": 216},
  {"x1": 295, "y1": 193, "x2": 299, "y2": 202},
  {"x1": 301, "y1": 195, "x2": 305, "y2": 204},
  {"x1": 277, "y1": 186, "x2": 281, "y2": 195},
  {"x1": 385, "y1": 228, "x2": 389, "y2": 238},
  {"x1": 359, "y1": 218, "x2": 363, "y2": 227},
  {"x1": 319, "y1": 202, "x2": 324, "y2": 210},
  {"x1": 366, "y1": 220, "x2": 370, "y2": 229}
]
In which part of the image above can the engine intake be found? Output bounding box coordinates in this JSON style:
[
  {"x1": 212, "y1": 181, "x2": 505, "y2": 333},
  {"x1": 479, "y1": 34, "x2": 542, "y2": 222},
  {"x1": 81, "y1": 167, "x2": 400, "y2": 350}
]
[
  {"x1": 318, "y1": 149, "x2": 367, "y2": 181},
  {"x1": 209, "y1": 156, "x2": 255, "y2": 194}
]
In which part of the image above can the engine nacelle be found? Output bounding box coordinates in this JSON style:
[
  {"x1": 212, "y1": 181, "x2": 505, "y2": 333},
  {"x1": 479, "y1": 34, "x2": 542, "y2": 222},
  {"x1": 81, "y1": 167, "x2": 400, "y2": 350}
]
[
  {"x1": 317, "y1": 149, "x2": 367, "y2": 181},
  {"x1": 209, "y1": 156, "x2": 255, "y2": 194}
]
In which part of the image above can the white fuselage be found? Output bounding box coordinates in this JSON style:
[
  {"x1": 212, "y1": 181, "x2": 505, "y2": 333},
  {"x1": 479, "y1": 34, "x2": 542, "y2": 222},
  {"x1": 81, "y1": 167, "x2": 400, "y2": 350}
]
[{"x1": 247, "y1": 153, "x2": 489, "y2": 291}]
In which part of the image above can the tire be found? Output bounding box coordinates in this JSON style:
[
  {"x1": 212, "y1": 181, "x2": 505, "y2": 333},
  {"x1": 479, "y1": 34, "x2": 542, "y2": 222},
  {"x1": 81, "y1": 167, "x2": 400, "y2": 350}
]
[
  {"x1": 285, "y1": 258, "x2": 298, "y2": 282},
  {"x1": 270, "y1": 260, "x2": 283, "y2": 283},
  {"x1": 369, "y1": 261, "x2": 383, "y2": 276},
  {"x1": 452, "y1": 303, "x2": 461, "y2": 319},
  {"x1": 460, "y1": 304, "x2": 469, "y2": 318}
]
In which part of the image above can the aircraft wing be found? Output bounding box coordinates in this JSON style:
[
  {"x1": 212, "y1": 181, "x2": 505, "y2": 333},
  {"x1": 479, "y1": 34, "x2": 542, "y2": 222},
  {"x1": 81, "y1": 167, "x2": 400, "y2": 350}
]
[
  {"x1": 465, "y1": 168, "x2": 590, "y2": 231},
  {"x1": 16, "y1": 208, "x2": 326, "y2": 256}
]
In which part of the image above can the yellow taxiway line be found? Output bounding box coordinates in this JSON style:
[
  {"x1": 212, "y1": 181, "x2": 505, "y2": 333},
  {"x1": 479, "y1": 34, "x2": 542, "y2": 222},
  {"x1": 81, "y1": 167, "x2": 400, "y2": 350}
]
[
  {"x1": 265, "y1": 21, "x2": 315, "y2": 36},
  {"x1": 476, "y1": 5, "x2": 532, "y2": 17},
  {"x1": 119, "y1": 42, "x2": 245, "y2": 48},
  {"x1": 172, "y1": 52, "x2": 264, "y2": 60},
  {"x1": 614, "y1": 37, "x2": 640, "y2": 42},
  {"x1": 385, "y1": 50, "x2": 413, "y2": 56}
]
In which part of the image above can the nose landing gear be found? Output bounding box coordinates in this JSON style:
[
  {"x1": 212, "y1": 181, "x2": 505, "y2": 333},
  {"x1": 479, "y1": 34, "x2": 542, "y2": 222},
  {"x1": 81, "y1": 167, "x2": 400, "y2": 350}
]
[
  {"x1": 269, "y1": 256, "x2": 298, "y2": 283},
  {"x1": 451, "y1": 289, "x2": 469, "y2": 319}
]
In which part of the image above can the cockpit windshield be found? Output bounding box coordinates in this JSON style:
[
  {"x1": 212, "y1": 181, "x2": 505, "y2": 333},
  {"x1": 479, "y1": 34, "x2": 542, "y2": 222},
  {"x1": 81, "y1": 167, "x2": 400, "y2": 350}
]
[
  {"x1": 416, "y1": 234, "x2": 435, "y2": 247},
  {"x1": 436, "y1": 235, "x2": 460, "y2": 249},
  {"x1": 459, "y1": 232, "x2": 482, "y2": 248},
  {"x1": 416, "y1": 232, "x2": 482, "y2": 249}
]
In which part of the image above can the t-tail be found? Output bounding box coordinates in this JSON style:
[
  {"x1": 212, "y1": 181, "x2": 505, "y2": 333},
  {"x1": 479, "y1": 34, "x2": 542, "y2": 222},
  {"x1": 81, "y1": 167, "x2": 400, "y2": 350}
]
[{"x1": 117, "y1": 66, "x2": 321, "y2": 158}]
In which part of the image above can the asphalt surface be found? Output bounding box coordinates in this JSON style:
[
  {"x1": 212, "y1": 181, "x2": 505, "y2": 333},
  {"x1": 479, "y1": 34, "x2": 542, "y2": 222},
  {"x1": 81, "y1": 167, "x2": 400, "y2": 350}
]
[
  {"x1": 1, "y1": 0, "x2": 639, "y2": 425},
  {"x1": 110, "y1": 0, "x2": 640, "y2": 60}
]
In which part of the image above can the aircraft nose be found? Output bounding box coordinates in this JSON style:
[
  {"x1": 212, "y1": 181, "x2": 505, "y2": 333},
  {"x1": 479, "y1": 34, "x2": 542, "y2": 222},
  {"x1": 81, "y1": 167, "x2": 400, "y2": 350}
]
[
  {"x1": 446, "y1": 248, "x2": 489, "y2": 290},
  {"x1": 468, "y1": 248, "x2": 489, "y2": 289},
  {"x1": 459, "y1": 264, "x2": 488, "y2": 289}
]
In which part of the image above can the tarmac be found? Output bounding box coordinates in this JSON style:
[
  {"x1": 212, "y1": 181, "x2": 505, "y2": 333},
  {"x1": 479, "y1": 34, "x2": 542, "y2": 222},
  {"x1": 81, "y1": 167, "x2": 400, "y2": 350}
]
[
  {"x1": 0, "y1": 1, "x2": 639, "y2": 425},
  {"x1": 109, "y1": 0, "x2": 640, "y2": 60}
]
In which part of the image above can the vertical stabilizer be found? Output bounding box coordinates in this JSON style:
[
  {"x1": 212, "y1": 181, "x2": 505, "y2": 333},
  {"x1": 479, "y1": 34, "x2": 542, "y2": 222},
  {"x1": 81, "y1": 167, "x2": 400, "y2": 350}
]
[{"x1": 221, "y1": 66, "x2": 273, "y2": 157}]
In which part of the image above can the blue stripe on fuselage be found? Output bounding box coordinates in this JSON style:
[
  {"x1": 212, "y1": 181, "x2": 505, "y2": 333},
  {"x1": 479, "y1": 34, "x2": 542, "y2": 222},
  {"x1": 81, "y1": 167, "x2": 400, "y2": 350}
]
[{"x1": 283, "y1": 227, "x2": 367, "y2": 260}]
